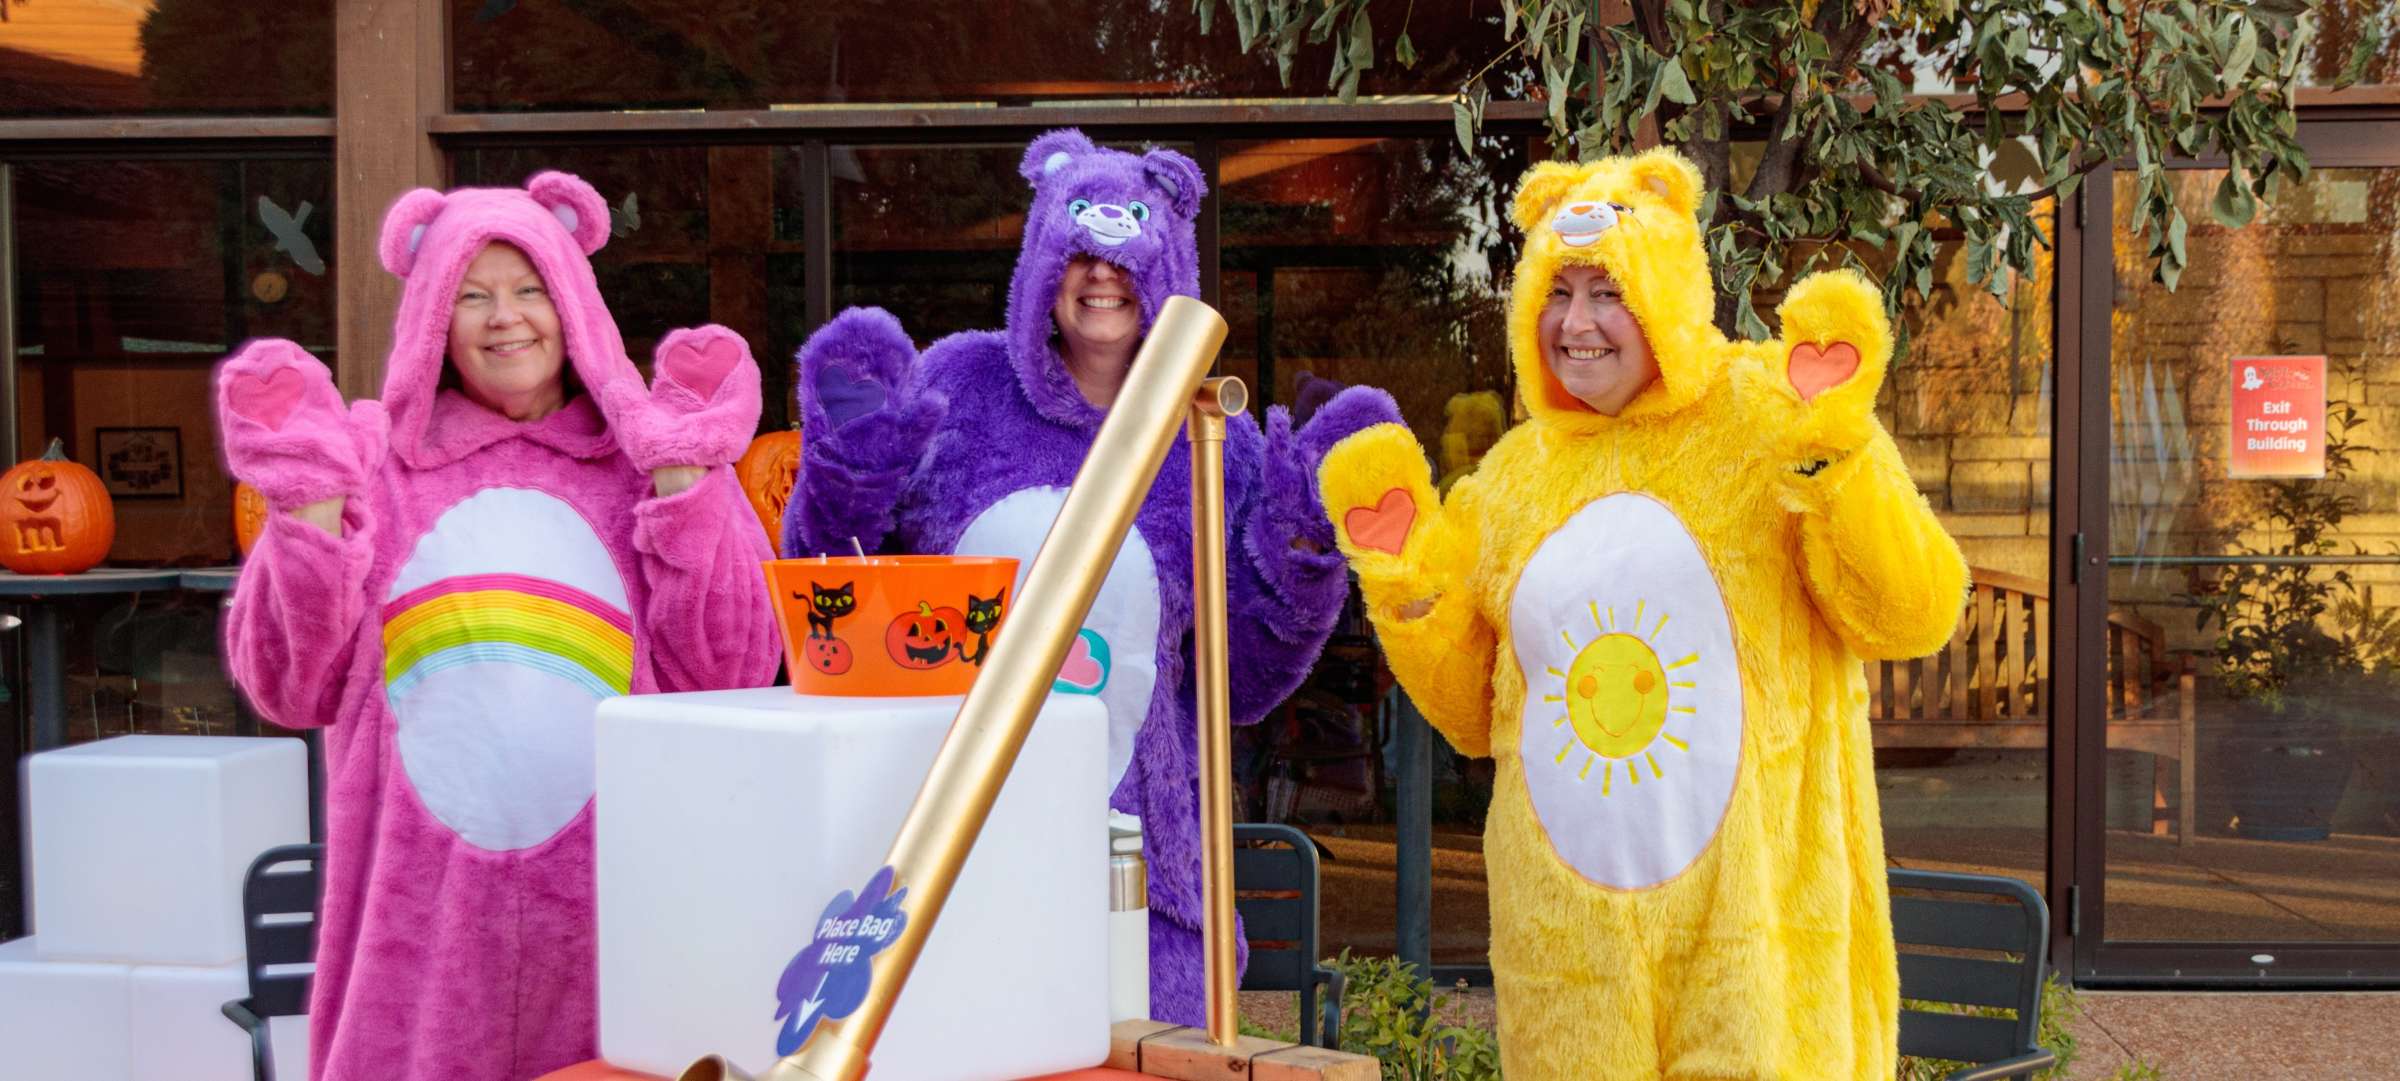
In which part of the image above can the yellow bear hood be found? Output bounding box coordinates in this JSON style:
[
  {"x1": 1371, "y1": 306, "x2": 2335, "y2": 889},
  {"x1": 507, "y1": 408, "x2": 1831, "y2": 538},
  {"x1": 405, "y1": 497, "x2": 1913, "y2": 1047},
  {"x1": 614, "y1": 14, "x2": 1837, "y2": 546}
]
[{"x1": 1508, "y1": 149, "x2": 1730, "y2": 432}]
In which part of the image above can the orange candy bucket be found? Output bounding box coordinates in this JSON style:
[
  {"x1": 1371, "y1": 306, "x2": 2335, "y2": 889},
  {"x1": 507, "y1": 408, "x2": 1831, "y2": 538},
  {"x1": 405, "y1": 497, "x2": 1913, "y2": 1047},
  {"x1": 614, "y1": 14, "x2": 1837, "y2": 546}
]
[{"x1": 763, "y1": 555, "x2": 1018, "y2": 696}]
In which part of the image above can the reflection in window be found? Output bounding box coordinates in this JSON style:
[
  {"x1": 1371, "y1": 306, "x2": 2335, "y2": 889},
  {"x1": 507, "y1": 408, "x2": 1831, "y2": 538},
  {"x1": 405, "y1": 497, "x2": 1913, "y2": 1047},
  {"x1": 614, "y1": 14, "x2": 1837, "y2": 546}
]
[
  {"x1": 824, "y1": 144, "x2": 1026, "y2": 347},
  {"x1": 0, "y1": 0, "x2": 333, "y2": 117},
  {"x1": 12, "y1": 157, "x2": 335, "y2": 563},
  {"x1": 451, "y1": 0, "x2": 1508, "y2": 112},
  {"x1": 2102, "y1": 167, "x2": 2400, "y2": 943},
  {"x1": 1216, "y1": 133, "x2": 1523, "y2": 965},
  {"x1": 1220, "y1": 136, "x2": 1521, "y2": 455}
]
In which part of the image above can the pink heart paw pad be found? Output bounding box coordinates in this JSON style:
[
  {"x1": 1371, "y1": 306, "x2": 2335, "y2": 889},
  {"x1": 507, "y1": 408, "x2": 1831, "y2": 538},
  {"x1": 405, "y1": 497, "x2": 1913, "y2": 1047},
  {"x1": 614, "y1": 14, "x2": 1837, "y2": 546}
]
[
  {"x1": 228, "y1": 366, "x2": 313, "y2": 431},
  {"x1": 661, "y1": 333, "x2": 747, "y2": 400}
]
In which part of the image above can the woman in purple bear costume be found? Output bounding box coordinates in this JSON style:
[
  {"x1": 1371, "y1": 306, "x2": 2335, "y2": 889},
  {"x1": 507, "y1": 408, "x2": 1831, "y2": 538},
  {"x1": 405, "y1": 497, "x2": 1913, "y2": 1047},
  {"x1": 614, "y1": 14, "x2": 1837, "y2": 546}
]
[{"x1": 784, "y1": 129, "x2": 1399, "y2": 1026}]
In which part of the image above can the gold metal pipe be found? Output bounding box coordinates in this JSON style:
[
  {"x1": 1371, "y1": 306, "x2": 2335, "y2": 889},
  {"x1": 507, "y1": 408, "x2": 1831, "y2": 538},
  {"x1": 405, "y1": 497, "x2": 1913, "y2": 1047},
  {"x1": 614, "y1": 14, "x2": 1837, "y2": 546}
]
[
  {"x1": 1187, "y1": 376, "x2": 1246, "y2": 1048},
  {"x1": 680, "y1": 295, "x2": 1231, "y2": 1081}
]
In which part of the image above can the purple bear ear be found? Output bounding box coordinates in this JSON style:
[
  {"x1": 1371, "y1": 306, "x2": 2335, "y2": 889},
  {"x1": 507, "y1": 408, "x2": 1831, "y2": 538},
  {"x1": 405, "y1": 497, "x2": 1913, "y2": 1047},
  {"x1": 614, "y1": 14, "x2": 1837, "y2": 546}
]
[
  {"x1": 1141, "y1": 148, "x2": 1206, "y2": 218},
  {"x1": 377, "y1": 188, "x2": 448, "y2": 278},
  {"x1": 1020, "y1": 129, "x2": 1099, "y2": 186},
  {"x1": 525, "y1": 171, "x2": 611, "y2": 256}
]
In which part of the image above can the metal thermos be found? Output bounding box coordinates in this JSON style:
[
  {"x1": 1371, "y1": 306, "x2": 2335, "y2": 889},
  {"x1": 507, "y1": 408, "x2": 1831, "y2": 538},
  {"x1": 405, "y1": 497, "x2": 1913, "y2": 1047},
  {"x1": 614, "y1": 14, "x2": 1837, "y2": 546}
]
[{"x1": 1108, "y1": 812, "x2": 1150, "y2": 1022}]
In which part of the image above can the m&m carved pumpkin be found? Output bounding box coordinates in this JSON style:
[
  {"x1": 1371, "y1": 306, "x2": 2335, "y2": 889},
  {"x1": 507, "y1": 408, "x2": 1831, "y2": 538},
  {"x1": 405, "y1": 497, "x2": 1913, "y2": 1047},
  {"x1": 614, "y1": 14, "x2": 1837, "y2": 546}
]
[
  {"x1": 0, "y1": 439, "x2": 115, "y2": 575},
  {"x1": 735, "y1": 428, "x2": 800, "y2": 544},
  {"x1": 233, "y1": 482, "x2": 269, "y2": 557}
]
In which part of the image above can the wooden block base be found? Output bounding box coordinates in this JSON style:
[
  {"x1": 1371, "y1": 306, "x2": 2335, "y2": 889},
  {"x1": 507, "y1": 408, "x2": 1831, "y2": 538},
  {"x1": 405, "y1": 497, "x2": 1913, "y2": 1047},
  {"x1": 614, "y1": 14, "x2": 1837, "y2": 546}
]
[
  {"x1": 1107, "y1": 1020, "x2": 1378, "y2": 1081},
  {"x1": 532, "y1": 1023, "x2": 1377, "y2": 1081}
]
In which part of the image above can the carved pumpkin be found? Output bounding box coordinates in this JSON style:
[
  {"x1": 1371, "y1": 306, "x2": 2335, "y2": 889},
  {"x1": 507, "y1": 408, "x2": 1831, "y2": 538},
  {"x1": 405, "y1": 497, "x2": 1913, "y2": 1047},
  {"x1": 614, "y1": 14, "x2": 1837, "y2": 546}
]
[
  {"x1": 233, "y1": 482, "x2": 269, "y2": 557},
  {"x1": 886, "y1": 601, "x2": 962, "y2": 670},
  {"x1": 0, "y1": 439, "x2": 116, "y2": 575},
  {"x1": 804, "y1": 634, "x2": 854, "y2": 676},
  {"x1": 735, "y1": 429, "x2": 801, "y2": 544}
]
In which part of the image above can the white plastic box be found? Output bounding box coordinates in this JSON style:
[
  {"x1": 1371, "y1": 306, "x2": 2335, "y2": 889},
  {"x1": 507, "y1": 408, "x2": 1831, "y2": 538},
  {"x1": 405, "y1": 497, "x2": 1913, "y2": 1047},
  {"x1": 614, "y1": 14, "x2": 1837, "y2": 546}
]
[
  {"x1": 28, "y1": 734, "x2": 309, "y2": 964},
  {"x1": 132, "y1": 961, "x2": 312, "y2": 1081},
  {"x1": 0, "y1": 935, "x2": 132, "y2": 1078},
  {"x1": 594, "y1": 688, "x2": 1110, "y2": 1081}
]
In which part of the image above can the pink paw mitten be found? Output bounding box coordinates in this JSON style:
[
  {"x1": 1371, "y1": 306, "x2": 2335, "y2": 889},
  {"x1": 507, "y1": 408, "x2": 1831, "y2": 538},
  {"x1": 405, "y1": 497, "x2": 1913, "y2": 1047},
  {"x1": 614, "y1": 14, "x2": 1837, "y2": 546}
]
[
  {"x1": 215, "y1": 339, "x2": 388, "y2": 509},
  {"x1": 603, "y1": 324, "x2": 764, "y2": 471}
]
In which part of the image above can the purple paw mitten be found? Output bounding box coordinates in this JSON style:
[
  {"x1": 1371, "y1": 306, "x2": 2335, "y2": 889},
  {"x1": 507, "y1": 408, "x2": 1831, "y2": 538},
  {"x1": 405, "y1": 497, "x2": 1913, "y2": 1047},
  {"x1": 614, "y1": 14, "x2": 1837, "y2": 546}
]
[
  {"x1": 1247, "y1": 385, "x2": 1404, "y2": 607},
  {"x1": 783, "y1": 306, "x2": 946, "y2": 557},
  {"x1": 603, "y1": 324, "x2": 765, "y2": 471},
  {"x1": 215, "y1": 338, "x2": 388, "y2": 510}
]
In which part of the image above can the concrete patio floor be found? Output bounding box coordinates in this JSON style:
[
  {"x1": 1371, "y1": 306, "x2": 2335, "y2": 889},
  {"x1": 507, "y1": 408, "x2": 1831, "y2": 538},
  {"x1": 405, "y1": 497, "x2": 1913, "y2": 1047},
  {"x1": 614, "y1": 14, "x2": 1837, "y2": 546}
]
[{"x1": 1240, "y1": 985, "x2": 2400, "y2": 1077}]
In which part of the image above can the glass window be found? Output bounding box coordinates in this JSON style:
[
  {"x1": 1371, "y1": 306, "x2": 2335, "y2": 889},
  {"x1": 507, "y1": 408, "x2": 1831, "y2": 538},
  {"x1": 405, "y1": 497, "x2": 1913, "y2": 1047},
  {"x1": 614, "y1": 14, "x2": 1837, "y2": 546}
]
[
  {"x1": 452, "y1": 0, "x2": 1508, "y2": 112},
  {"x1": 1217, "y1": 132, "x2": 1524, "y2": 965},
  {"x1": 824, "y1": 144, "x2": 1026, "y2": 346},
  {"x1": 11, "y1": 156, "x2": 335, "y2": 562},
  {"x1": 2105, "y1": 166, "x2": 2400, "y2": 944},
  {"x1": 0, "y1": 0, "x2": 333, "y2": 117},
  {"x1": 1863, "y1": 206, "x2": 2059, "y2": 894}
]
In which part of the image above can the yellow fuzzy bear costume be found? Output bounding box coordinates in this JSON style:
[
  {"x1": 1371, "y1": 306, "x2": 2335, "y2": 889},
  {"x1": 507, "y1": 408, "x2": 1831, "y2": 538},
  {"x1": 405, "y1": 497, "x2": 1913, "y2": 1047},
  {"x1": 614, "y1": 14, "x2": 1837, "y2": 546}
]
[{"x1": 1318, "y1": 150, "x2": 1967, "y2": 1079}]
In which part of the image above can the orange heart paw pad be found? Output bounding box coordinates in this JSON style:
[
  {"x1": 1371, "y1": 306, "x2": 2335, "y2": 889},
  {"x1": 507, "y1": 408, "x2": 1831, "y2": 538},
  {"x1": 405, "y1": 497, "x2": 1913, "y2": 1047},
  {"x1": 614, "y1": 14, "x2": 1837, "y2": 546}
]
[
  {"x1": 1343, "y1": 487, "x2": 1416, "y2": 555},
  {"x1": 1787, "y1": 340, "x2": 1861, "y2": 402}
]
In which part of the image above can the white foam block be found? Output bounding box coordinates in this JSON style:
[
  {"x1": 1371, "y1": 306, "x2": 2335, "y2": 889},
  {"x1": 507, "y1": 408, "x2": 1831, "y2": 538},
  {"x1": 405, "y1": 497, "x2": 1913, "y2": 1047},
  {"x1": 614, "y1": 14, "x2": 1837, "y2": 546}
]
[
  {"x1": 596, "y1": 688, "x2": 1109, "y2": 1081},
  {"x1": 0, "y1": 935, "x2": 131, "y2": 1078},
  {"x1": 29, "y1": 735, "x2": 308, "y2": 964},
  {"x1": 131, "y1": 961, "x2": 311, "y2": 1081}
]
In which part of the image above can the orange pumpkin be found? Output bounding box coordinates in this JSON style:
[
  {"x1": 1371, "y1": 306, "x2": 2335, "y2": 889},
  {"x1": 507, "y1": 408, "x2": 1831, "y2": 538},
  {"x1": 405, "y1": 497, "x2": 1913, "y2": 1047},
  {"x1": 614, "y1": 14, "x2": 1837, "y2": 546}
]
[
  {"x1": 0, "y1": 439, "x2": 116, "y2": 575},
  {"x1": 735, "y1": 428, "x2": 801, "y2": 544},
  {"x1": 233, "y1": 482, "x2": 269, "y2": 557}
]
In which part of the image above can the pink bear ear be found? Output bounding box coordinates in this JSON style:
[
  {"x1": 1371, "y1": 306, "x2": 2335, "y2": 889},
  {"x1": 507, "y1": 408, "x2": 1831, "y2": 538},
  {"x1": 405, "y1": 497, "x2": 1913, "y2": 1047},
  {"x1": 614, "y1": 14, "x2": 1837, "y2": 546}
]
[
  {"x1": 525, "y1": 171, "x2": 611, "y2": 256},
  {"x1": 1020, "y1": 129, "x2": 1098, "y2": 186},
  {"x1": 377, "y1": 188, "x2": 448, "y2": 278}
]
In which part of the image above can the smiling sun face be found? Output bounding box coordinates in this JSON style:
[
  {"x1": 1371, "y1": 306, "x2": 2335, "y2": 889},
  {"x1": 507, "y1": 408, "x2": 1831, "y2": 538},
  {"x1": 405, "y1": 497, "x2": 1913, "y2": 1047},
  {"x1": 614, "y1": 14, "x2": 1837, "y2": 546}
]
[
  {"x1": 1512, "y1": 493, "x2": 1744, "y2": 891},
  {"x1": 1545, "y1": 603, "x2": 1697, "y2": 794}
]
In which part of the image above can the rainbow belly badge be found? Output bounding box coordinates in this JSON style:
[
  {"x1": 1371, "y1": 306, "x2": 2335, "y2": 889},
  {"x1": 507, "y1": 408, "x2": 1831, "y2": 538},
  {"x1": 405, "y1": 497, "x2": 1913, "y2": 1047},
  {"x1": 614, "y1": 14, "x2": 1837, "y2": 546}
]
[{"x1": 381, "y1": 487, "x2": 635, "y2": 852}]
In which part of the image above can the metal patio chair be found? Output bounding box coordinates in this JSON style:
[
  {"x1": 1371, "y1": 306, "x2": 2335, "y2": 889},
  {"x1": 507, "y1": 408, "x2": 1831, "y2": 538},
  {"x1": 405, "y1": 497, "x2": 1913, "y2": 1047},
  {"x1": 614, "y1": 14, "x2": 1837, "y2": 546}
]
[{"x1": 1892, "y1": 868, "x2": 2059, "y2": 1080}]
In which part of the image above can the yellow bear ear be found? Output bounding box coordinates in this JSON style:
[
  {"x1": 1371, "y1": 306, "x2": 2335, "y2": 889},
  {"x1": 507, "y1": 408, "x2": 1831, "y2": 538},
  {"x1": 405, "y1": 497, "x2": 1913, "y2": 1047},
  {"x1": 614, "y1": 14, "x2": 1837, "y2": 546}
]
[
  {"x1": 1623, "y1": 149, "x2": 1704, "y2": 220},
  {"x1": 1511, "y1": 161, "x2": 1592, "y2": 233}
]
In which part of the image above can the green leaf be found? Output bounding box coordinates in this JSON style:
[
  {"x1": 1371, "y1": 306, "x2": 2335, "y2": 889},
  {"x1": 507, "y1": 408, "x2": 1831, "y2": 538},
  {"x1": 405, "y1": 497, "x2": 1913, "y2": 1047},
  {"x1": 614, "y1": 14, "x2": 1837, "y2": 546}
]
[
  {"x1": 1348, "y1": 9, "x2": 1375, "y2": 73},
  {"x1": 1395, "y1": 30, "x2": 1418, "y2": 70},
  {"x1": 2338, "y1": 29, "x2": 2384, "y2": 89},
  {"x1": 1453, "y1": 97, "x2": 1475, "y2": 154},
  {"x1": 2226, "y1": 18, "x2": 2258, "y2": 83},
  {"x1": 1657, "y1": 56, "x2": 1697, "y2": 105},
  {"x1": 2166, "y1": 208, "x2": 2188, "y2": 263},
  {"x1": 2211, "y1": 171, "x2": 2257, "y2": 227}
]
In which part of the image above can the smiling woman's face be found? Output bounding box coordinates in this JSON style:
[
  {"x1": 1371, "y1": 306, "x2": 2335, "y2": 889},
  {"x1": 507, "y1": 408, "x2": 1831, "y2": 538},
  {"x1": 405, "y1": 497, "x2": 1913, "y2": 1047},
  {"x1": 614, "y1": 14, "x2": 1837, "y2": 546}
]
[
  {"x1": 447, "y1": 241, "x2": 567, "y2": 421},
  {"x1": 1052, "y1": 255, "x2": 1141, "y2": 356},
  {"x1": 1539, "y1": 264, "x2": 1658, "y2": 416}
]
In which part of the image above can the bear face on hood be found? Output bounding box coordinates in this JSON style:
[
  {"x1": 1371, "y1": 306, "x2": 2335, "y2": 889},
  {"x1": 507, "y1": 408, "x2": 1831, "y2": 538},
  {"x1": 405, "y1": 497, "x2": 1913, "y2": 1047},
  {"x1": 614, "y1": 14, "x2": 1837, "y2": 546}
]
[
  {"x1": 1003, "y1": 130, "x2": 1207, "y2": 426},
  {"x1": 373, "y1": 171, "x2": 647, "y2": 468},
  {"x1": 1506, "y1": 149, "x2": 1730, "y2": 431}
]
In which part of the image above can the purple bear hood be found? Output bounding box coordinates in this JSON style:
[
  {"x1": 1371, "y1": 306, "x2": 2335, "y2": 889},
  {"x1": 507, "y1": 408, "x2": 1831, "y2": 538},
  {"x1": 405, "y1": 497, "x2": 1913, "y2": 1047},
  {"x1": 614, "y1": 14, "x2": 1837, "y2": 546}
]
[
  {"x1": 1002, "y1": 130, "x2": 1207, "y2": 427},
  {"x1": 372, "y1": 172, "x2": 648, "y2": 469}
]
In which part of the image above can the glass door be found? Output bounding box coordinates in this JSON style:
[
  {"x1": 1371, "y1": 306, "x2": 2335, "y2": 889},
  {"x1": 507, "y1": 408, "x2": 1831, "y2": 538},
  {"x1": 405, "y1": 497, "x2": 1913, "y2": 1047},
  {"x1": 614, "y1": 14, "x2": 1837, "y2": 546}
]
[{"x1": 2084, "y1": 131, "x2": 2400, "y2": 984}]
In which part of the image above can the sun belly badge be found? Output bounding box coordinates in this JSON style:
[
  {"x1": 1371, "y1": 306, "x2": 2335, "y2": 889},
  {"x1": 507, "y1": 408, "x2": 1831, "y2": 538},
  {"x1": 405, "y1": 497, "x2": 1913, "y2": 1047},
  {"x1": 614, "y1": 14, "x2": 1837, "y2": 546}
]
[{"x1": 1512, "y1": 492, "x2": 1743, "y2": 891}]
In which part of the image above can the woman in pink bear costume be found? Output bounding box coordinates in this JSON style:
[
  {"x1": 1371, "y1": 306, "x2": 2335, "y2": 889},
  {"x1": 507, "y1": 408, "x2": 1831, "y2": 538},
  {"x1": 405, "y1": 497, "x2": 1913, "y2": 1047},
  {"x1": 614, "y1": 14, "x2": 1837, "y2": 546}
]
[{"x1": 215, "y1": 171, "x2": 779, "y2": 1081}]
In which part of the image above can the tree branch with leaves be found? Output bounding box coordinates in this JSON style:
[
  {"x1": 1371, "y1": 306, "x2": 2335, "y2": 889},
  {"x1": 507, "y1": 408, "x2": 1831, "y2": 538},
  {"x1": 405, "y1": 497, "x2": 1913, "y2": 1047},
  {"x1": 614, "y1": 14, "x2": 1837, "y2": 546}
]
[{"x1": 1194, "y1": 0, "x2": 2385, "y2": 339}]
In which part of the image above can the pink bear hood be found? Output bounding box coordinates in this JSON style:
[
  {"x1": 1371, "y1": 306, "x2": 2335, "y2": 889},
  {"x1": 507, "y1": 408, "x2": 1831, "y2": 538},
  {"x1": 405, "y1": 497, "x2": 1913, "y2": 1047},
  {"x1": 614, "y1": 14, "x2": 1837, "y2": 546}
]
[{"x1": 375, "y1": 171, "x2": 645, "y2": 468}]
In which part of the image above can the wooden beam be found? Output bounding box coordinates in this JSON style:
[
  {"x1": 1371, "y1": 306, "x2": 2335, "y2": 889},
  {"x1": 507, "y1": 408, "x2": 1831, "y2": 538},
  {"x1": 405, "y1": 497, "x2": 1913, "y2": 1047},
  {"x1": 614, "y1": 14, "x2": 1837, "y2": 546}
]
[
  {"x1": 429, "y1": 101, "x2": 1554, "y2": 140},
  {"x1": 334, "y1": 0, "x2": 447, "y2": 401},
  {"x1": 0, "y1": 117, "x2": 334, "y2": 143}
]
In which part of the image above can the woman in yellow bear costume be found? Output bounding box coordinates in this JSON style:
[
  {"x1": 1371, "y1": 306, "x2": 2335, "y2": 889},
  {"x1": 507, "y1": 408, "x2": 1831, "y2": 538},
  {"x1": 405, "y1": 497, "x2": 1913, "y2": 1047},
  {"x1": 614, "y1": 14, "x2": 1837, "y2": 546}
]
[{"x1": 1318, "y1": 149, "x2": 1967, "y2": 1078}]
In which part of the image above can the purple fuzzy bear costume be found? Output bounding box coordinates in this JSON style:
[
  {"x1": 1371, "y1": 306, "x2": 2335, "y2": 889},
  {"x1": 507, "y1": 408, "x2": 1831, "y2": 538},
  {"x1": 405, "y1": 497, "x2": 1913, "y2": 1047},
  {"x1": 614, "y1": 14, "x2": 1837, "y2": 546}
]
[{"x1": 783, "y1": 129, "x2": 1400, "y2": 1026}]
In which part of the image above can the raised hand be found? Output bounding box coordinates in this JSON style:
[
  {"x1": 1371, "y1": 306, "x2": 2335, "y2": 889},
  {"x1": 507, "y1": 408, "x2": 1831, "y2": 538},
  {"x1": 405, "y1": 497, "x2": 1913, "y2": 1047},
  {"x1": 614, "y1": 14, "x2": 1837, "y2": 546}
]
[
  {"x1": 602, "y1": 325, "x2": 764, "y2": 492},
  {"x1": 785, "y1": 308, "x2": 945, "y2": 557},
  {"x1": 215, "y1": 339, "x2": 387, "y2": 512},
  {"x1": 1769, "y1": 269, "x2": 1894, "y2": 475},
  {"x1": 1315, "y1": 420, "x2": 1446, "y2": 600}
]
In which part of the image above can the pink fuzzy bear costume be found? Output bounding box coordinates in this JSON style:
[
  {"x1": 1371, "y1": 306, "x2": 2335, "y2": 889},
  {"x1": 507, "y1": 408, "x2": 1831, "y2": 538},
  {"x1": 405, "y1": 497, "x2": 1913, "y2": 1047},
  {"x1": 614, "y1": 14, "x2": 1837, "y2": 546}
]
[{"x1": 214, "y1": 172, "x2": 780, "y2": 1081}]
